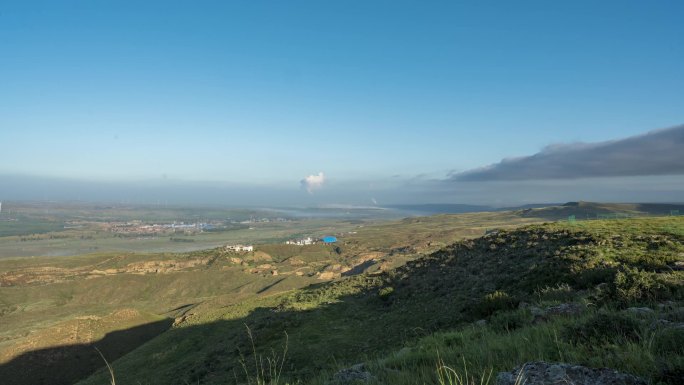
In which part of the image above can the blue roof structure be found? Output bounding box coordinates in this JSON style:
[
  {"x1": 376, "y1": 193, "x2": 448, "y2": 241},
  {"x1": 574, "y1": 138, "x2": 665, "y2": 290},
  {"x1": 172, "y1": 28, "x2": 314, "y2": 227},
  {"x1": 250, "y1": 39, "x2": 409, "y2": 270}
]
[{"x1": 321, "y1": 236, "x2": 337, "y2": 243}]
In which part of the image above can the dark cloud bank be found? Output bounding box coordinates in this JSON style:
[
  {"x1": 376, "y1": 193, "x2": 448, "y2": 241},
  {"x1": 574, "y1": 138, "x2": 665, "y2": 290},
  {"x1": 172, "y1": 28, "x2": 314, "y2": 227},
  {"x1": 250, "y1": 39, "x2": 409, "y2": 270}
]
[{"x1": 452, "y1": 125, "x2": 684, "y2": 181}]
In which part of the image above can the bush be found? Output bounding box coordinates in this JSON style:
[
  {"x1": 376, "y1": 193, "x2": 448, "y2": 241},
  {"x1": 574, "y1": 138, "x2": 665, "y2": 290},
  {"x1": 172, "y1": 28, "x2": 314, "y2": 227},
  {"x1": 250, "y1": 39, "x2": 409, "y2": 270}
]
[
  {"x1": 562, "y1": 312, "x2": 642, "y2": 345},
  {"x1": 612, "y1": 268, "x2": 672, "y2": 304},
  {"x1": 475, "y1": 291, "x2": 519, "y2": 317},
  {"x1": 535, "y1": 283, "x2": 576, "y2": 302},
  {"x1": 379, "y1": 286, "x2": 395, "y2": 301},
  {"x1": 488, "y1": 309, "x2": 529, "y2": 333}
]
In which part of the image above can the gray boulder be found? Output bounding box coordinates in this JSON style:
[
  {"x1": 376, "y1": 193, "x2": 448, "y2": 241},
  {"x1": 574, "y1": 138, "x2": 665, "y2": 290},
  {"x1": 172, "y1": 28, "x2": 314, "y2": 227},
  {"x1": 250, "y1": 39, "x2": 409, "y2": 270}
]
[
  {"x1": 330, "y1": 363, "x2": 372, "y2": 384},
  {"x1": 625, "y1": 307, "x2": 654, "y2": 315},
  {"x1": 531, "y1": 303, "x2": 585, "y2": 323},
  {"x1": 545, "y1": 303, "x2": 584, "y2": 317},
  {"x1": 496, "y1": 361, "x2": 646, "y2": 385}
]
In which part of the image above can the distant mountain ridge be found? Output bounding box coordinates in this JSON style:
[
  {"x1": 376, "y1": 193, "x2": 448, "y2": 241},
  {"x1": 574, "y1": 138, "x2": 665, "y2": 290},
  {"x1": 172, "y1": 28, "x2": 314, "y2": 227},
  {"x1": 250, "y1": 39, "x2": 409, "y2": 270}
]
[{"x1": 387, "y1": 201, "x2": 684, "y2": 216}]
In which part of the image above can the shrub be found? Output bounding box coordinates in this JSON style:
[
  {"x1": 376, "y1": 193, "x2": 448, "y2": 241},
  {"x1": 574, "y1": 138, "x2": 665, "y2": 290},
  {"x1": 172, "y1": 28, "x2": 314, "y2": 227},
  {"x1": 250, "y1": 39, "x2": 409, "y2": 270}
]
[
  {"x1": 612, "y1": 268, "x2": 672, "y2": 304},
  {"x1": 488, "y1": 309, "x2": 529, "y2": 333},
  {"x1": 535, "y1": 283, "x2": 576, "y2": 302},
  {"x1": 562, "y1": 312, "x2": 642, "y2": 345},
  {"x1": 475, "y1": 291, "x2": 519, "y2": 317},
  {"x1": 379, "y1": 286, "x2": 395, "y2": 301}
]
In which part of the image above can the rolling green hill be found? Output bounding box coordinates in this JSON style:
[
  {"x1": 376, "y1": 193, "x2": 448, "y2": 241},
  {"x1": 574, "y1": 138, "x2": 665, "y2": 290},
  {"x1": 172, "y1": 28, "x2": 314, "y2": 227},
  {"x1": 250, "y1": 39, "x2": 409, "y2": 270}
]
[
  {"x1": 1, "y1": 203, "x2": 683, "y2": 385},
  {"x1": 73, "y1": 216, "x2": 683, "y2": 385}
]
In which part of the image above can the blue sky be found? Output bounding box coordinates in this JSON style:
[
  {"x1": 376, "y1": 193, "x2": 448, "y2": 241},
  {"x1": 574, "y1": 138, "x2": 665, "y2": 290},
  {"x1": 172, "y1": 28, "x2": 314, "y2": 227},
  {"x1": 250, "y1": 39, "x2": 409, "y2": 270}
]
[{"x1": 1, "y1": 1, "x2": 683, "y2": 204}]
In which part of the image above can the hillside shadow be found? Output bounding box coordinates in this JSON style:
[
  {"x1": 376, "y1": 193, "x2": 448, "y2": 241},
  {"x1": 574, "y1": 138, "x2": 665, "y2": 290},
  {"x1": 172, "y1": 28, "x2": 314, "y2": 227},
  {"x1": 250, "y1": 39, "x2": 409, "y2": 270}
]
[
  {"x1": 256, "y1": 277, "x2": 287, "y2": 293},
  {"x1": 0, "y1": 317, "x2": 174, "y2": 385},
  {"x1": 0, "y1": 226, "x2": 632, "y2": 385},
  {"x1": 342, "y1": 259, "x2": 377, "y2": 276}
]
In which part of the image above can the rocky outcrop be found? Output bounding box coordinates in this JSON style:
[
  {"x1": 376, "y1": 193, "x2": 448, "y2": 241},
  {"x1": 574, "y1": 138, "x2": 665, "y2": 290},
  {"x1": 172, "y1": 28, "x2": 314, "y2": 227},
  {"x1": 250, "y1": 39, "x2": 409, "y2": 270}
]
[
  {"x1": 122, "y1": 258, "x2": 210, "y2": 274},
  {"x1": 318, "y1": 271, "x2": 338, "y2": 280},
  {"x1": 524, "y1": 302, "x2": 585, "y2": 323},
  {"x1": 625, "y1": 307, "x2": 654, "y2": 315},
  {"x1": 330, "y1": 363, "x2": 371, "y2": 384},
  {"x1": 0, "y1": 257, "x2": 213, "y2": 286},
  {"x1": 544, "y1": 303, "x2": 585, "y2": 316},
  {"x1": 496, "y1": 362, "x2": 646, "y2": 385}
]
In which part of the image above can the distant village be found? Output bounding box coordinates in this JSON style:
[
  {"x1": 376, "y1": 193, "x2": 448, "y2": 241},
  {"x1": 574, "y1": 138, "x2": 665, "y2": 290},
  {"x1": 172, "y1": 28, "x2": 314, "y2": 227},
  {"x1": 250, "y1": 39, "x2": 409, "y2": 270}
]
[
  {"x1": 63, "y1": 216, "x2": 291, "y2": 236},
  {"x1": 104, "y1": 221, "x2": 219, "y2": 235},
  {"x1": 223, "y1": 235, "x2": 338, "y2": 254},
  {"x1": 285, "y1": 235, "x2": 337, "y2": 245}
]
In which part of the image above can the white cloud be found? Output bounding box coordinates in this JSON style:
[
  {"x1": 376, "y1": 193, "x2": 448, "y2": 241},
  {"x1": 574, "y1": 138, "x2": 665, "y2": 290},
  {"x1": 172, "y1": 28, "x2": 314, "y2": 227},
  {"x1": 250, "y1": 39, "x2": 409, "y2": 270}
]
[{"x1": 301, "y1": 172, "x2": 326, "y2": 194}]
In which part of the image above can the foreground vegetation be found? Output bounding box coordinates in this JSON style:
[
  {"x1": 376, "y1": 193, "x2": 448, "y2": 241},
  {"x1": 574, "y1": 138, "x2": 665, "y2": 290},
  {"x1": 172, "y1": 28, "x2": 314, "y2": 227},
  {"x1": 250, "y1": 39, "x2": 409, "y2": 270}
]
[
  {"x1": 4, "y1": 202, "x2": 580, "y2": 385},
  {"x1": 74, "y1": 216, "x2": 683, "y2": 385}
]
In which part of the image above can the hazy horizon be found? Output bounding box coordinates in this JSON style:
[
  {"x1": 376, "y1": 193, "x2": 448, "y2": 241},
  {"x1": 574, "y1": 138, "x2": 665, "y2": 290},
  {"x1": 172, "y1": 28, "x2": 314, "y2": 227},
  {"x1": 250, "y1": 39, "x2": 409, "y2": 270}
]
[{"x1": 2, "y1": 2, "x2": 683, "y2": 206}]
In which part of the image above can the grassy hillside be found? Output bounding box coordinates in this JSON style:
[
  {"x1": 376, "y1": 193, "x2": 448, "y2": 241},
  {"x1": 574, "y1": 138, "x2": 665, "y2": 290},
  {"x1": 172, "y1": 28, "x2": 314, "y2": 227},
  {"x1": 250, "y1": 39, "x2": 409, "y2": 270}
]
[{"x1": 75, "y1": 216, "x2": 684, "y2": 385}]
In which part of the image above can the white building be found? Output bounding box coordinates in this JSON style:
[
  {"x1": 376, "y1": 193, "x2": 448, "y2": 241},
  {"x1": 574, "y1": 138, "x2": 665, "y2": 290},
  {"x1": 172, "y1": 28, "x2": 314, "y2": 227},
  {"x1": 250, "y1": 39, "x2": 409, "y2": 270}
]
[
  {"x1": 285, "y1": 237, "x2": 314, "y2": 246},
  {"x1": 226, "y1": 244, "x2": 253, "y2": 252}
]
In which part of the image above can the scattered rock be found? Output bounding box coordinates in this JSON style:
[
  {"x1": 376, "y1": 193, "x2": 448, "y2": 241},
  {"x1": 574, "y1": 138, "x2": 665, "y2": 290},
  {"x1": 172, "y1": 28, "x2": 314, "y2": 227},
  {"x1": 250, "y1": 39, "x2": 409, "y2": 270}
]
[
  {"x1": 394, "y1": 347, "x2": 412, "y2": 358},
  {"x1": 529, "y1": 306, "x2": 545, "y2": 317},
  {"x1": 626, "y1": 307, "x2": 654, "y2": 315},
  {"x1": 288, "y1": 257, "x2": 305, "y2": 266},
  {"x1": 650, "y1": 319, "x2": 672, "y2": 329},
  {"x1": 656, "y1": 301, "x2": 677, "y2": 311},
  {"x1": 527, "y1": 303, "x2": 584, "y2": 324},
  {"x1": 331, "y1": 363, "x2": 372, "y2": 384},
  {"x1": 650, "y1": 319, "x2": 684, "y2": 330},
  {"x1": 545, "y1": 303, "x2": 584, "y2": 317},
  {"x1": 496, "y1": 361, "x2": 646, "y2": 385},
  {"x1": 117, "y1": 258, "x2": 210, "y2": 274},
  {"x1": 318, "y1": 271, "x2": 338, "y2": 280}
]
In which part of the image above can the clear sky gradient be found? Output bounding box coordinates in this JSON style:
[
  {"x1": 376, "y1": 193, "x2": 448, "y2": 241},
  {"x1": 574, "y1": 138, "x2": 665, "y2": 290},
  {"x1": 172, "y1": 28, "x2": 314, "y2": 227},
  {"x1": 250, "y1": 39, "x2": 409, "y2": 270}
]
[{"x1": 1, "y1": 1, "x2": 683, "y2": 205}]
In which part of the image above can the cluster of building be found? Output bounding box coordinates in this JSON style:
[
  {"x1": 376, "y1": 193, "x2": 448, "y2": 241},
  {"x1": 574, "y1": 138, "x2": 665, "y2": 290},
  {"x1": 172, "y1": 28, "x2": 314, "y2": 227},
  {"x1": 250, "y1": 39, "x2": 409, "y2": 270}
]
[
  {"x1": 225, "y1": 244, "x2": 254, "y2": 252},
  {"x1": 236, "y1": 217, "x2": 290, "y2": 224},
  {"x1": 285, "y1": 236, "x2": 337, "y2": 245},
  {"x1": 285, "y1": 237, "x2": 315, "y2": 245},
  {"x1": 106, "y1": 221, "x2": 215, "y2": 235}
]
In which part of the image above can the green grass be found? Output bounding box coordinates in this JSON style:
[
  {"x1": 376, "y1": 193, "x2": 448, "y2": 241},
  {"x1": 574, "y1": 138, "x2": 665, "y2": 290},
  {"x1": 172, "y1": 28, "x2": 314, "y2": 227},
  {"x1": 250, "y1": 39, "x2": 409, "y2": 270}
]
[
  {"x1": 71, "y1": 216, "x2": 683, "y2": 385},
  {"x1": 307, "y1": 307, "x2": 683, "y2": 385},
  {"x1": 2, "y1": 206, "x2": 683, "y2": 384}
]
